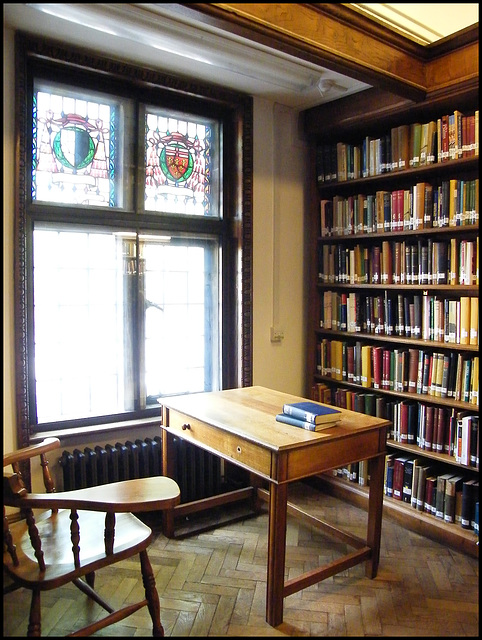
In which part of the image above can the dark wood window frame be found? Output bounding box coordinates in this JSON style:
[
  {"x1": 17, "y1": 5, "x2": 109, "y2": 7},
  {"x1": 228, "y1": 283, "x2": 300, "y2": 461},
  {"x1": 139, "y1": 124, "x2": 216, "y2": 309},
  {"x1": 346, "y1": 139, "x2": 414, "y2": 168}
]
[{"x1": 14, "y1": 32, "x2": 253, "y2": 448}]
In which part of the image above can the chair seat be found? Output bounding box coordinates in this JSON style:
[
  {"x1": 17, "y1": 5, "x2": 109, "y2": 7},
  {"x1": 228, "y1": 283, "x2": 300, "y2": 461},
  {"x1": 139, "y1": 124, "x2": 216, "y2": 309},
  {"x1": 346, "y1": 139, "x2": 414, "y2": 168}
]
[{"x1": 4, "y1": 509, "x2": 152, "y2": 589}]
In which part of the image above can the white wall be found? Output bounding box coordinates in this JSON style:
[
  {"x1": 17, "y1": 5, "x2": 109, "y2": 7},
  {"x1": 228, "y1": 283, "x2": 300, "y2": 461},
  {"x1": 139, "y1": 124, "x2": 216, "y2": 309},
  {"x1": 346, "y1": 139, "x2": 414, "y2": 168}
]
[
  {"x1": 252, "y1": 98, "x2": 308, "y2": 394},
  {"x1": 2, "y1": 27, "x2": 309, "y2": 461}
]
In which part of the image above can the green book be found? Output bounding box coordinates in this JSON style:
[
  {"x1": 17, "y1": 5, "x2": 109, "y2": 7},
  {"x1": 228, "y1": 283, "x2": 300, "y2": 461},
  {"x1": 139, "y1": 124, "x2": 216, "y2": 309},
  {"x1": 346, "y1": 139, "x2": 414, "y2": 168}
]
[{"x1": 410, "y1": 122, "x2": 422, "y2": 168}]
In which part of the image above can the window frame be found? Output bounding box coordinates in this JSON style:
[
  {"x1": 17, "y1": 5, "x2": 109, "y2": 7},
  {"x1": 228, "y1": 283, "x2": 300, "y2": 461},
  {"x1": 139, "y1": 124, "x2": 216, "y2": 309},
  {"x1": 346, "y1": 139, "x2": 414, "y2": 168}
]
[{"x1": 14, "y1": 32, "x2": 253, "y2": 447}]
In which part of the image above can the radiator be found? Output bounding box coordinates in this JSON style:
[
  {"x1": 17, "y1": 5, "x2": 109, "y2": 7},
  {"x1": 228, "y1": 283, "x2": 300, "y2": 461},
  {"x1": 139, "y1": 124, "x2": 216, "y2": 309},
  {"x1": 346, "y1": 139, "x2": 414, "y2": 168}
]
[{"x1": 59, "y1": 436, "x2": 223, "y2": 503}]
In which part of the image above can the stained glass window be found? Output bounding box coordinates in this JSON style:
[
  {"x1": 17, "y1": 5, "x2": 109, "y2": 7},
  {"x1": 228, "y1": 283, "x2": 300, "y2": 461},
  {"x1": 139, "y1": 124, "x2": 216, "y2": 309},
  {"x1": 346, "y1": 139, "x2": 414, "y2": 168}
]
[
  {"x1": 32, "y1": 83, "x2": 129, "y2": 207},
  {"x1": 145, "y1": 111, "x2": 218, "y2": 216},
  {"x1": 16, "y1": 36, "x2": 251, "y2": 436}
]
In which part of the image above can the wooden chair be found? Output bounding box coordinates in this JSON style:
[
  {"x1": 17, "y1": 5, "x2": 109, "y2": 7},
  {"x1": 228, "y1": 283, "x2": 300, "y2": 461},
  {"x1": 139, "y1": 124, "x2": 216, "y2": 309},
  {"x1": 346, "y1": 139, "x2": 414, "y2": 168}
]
[{"x1": 3, "y1": 437, "x2": 180, "y2": 637}]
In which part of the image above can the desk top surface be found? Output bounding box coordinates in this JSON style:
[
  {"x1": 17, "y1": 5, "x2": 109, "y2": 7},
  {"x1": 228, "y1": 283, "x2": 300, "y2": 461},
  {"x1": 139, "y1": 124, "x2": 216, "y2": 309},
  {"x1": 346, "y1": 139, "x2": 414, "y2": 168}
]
[{"x1": 161, "y1": 386, "x2": 390, "y2": 453}]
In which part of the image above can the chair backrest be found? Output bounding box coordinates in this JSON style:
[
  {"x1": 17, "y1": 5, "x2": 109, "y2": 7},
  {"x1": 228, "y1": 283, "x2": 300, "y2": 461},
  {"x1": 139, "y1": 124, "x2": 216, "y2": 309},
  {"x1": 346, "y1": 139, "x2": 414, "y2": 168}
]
[{"x1": 4, "y1": 437, "x2": 61, "y2": 570}]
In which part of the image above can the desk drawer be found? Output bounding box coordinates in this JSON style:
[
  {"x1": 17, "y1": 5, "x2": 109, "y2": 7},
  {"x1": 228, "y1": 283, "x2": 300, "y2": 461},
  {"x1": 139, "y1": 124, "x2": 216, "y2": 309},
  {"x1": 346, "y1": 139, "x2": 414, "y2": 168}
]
[{"x1": 166, "y1": 410, "x2": 272, "y2": 478}]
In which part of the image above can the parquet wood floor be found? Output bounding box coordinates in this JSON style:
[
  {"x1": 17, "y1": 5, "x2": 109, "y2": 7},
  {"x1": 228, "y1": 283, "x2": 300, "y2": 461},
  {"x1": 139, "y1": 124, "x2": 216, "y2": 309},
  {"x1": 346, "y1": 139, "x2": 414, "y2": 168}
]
[{"x1": 3, "y1": 482, "x2": 479, "y2": 636}]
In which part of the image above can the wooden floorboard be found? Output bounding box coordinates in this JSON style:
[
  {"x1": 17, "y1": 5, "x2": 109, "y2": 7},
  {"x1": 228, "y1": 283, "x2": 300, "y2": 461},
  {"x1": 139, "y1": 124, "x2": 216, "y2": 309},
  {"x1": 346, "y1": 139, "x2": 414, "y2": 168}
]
[{"x1": 3, "y1": 482, "x2": 479, "y2": 636}]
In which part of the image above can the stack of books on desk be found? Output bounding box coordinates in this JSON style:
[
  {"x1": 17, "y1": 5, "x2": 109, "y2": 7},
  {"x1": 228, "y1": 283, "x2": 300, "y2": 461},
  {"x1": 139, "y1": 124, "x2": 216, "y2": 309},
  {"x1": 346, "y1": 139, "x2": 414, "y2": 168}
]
[{"x1": 276, "y1": 401, "x2": 342, "y2": 432}]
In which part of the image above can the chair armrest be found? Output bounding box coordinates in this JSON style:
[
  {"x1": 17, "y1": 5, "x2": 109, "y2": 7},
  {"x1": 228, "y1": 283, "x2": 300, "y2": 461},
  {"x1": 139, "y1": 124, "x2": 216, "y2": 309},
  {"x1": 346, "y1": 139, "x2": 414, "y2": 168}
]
[
  {"x1": 9, "y1": 476, "x2": 180, "y2": 513},
  {"x1": 3, "y1": 437, "x2": 60, "y2": 467}
]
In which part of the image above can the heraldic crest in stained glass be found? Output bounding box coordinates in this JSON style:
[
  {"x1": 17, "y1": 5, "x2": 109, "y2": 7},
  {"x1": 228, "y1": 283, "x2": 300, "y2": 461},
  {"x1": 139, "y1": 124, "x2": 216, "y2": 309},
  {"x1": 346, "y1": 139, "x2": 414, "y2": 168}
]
[
  {"x1": 159, "y1": 131, "x2": 195, "y2": 183},
  {"x1": 147, "y1": 129, "x2": 204, "y2": 187},
  {"x1": 33, "y1": 89, "x2": 114, "y2": 206},
  {"x1": 51, "y1": 114, "x2": 98, "y2": 171}
]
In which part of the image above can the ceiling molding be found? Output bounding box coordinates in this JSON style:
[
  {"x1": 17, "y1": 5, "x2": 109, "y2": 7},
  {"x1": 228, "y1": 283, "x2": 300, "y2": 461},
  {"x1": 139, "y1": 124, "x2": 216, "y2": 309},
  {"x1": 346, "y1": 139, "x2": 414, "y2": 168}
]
[{"x1": 169, "y1": 3, "x2": 427, "y2": 101}]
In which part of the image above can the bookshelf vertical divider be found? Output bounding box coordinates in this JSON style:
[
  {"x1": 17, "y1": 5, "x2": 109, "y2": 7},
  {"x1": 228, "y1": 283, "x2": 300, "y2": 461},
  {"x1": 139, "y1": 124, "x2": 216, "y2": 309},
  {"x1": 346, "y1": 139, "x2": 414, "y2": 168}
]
[{"x1": 302, "y1": 88, "x2": 479, "y2": 558}]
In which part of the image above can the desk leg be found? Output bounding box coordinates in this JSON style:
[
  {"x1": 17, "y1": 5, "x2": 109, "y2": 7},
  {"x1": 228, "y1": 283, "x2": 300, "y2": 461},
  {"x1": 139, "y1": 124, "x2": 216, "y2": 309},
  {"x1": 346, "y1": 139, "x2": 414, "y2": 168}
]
[
  {"x1": 366, "y1": 453, "x2": 384, "y2": 578},
  {"x1": 161, "y1": 429, "x2": 175, "y2": 538},
  {"x1": 266, "y1": 482, "x2": 288, "y2": 627}
]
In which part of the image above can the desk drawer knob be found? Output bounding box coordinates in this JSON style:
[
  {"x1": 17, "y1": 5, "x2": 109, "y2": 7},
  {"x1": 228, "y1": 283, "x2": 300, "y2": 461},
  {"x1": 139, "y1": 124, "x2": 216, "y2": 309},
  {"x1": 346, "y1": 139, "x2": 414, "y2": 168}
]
[
  {"x1": 182, "y1": 423, "x2": 191, "y2": 430},
  {"x1": 237, "y1": 446, "x2": 242, "y2": 453}
]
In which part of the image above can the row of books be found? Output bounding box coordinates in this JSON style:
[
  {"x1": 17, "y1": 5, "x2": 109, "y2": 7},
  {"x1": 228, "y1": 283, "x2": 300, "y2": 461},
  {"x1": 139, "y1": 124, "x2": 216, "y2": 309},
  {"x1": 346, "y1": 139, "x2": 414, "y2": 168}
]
[
  {"x1": 314, "y1": 381, "x2": 478, "y2": 468},
  {"x1": 384, "y1": 455, "x2": 479, "y2": 533},
  {"x1": 319, "y1": 291, "x2": 479, "y2": 346},
  {"x1": 316, "y1": 339, "x2": 479, "y2": 405},
  {"x1": 318, "y1": 238, "x2": 478, "y2": 287},
  {"x1": 330, "y1": 460, "x2": 370, "y2": 488},
  {"x1": 390, "y1": 404, "x2": 478, "y2": 467},
  {"x1": 316, "y1": 109, "x2": 479, "y2": 184},
  {"x1": 330, "y1": 458, "x2": 479, "y2": 535},
  {"x1": 320, "y1": 179, "x2": 479, "y2": 236}
]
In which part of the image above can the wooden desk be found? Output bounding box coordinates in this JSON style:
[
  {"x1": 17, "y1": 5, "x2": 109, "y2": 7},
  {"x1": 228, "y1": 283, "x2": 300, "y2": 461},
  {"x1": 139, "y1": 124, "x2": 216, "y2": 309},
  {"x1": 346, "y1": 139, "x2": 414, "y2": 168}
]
[{"x1": 160, "y1": 386, "x2": 389, "y2": 627}]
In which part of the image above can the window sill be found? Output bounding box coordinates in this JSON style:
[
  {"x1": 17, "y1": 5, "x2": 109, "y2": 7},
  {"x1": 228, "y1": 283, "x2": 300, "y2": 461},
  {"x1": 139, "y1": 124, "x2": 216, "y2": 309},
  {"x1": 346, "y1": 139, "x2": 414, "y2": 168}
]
[{"x1": 30, "y1": 416, "x2": 162, "y2": 445}]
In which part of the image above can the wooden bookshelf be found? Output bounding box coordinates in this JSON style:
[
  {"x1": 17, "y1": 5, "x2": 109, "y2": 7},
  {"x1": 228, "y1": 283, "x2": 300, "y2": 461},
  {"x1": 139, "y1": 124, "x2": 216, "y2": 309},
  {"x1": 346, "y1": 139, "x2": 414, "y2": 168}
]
[{"x1": 302, "y1": 81, "x2": 479, "y2": 557}]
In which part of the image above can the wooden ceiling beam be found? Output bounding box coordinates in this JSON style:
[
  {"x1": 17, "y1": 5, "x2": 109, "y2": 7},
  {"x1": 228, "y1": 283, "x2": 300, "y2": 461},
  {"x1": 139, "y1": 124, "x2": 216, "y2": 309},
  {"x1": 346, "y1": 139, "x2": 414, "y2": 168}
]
[{"x1": 176, "y1": 4, "x2": 478, "y2": 103}]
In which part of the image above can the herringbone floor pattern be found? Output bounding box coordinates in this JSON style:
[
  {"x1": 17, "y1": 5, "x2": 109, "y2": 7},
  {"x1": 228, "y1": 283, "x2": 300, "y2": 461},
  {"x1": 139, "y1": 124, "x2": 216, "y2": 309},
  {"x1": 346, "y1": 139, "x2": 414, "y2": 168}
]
[{"x1": 4, "y1": 482, "x2": 479, "y2": 637}]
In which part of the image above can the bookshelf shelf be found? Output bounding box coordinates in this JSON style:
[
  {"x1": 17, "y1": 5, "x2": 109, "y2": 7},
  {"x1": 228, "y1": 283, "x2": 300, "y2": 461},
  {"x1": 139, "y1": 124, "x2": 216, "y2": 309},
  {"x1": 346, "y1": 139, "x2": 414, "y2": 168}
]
[
  {"x1": 313, "y1": 374, "x2": 476, "y2": 413},
  {"x1": 304, "y1": 84, "x2": 479, "y2": 556},
  {"x1": 315, "y1": 329, "x2": 480, "y2": 353},
  {"x1": 383, "y1": 440, "x2": 477, "y2": 471},
  {"x1": 317, "y1": 224, "x2": 479, "y2": 243},
  {"x1": 318, "y1": 283, "x2": 479, "y2": 292},
  {"x1": 318, "y1": 156, "x2": 479, "y2": 194}
]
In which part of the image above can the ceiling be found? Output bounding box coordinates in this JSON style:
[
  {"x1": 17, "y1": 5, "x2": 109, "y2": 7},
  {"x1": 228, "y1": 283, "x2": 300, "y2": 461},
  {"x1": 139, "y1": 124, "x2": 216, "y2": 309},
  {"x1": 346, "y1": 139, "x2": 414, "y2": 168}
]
[
  {"x1": 3, "y1": 3, "x2": 479, "y2": 112},
  {"x1": 351, "y1": 3, "x2": 478, "y2": 44}
]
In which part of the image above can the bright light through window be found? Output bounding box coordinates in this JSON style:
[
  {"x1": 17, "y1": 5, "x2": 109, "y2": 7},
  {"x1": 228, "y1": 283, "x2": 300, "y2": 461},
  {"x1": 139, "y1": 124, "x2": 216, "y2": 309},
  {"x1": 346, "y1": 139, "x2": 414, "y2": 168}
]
[{"x1": 33, "y1": 226, "x2": 220, "y2": 423}]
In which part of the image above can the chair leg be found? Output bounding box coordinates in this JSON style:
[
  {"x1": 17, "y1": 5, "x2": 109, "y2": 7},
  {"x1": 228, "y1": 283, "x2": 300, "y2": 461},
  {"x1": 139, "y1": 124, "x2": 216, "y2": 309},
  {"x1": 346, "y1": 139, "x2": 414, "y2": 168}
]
[
  {"x1": 85, "y1": 571, "x2": 95, "y2": 589},
  {"x1": 28, "y1": 589, "x2": 41, "y2": 637},
  {"x1": 139, "y1": 550, "x2": 164, "y2": 637}
]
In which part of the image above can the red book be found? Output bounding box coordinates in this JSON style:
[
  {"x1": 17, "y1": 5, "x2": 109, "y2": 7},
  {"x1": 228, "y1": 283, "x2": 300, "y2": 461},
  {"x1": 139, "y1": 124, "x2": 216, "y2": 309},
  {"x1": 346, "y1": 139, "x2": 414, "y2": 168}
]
[
  {"x1": 433, "y1": 407, "x2": 446, "y2": 453},
  {"x1": 336, "y1": 388, "x2": 347, "y2": 409},
  {"x1": 347, "y1": 345, "x2": 355, "y2": 384},
  {"x1": 441, "y1": 114, "x2": 450, "y2": 162},
  {"x1": 399, "y1": 401, "x2": 409, "y2": 444},
  {"x1": 372, "y1": 346, "x2": 383, "y2": 390},
  {"x1": 424, "y1": 476, "x2": 437, "y2": 513},
  {"x1": 424, "y1": 405, "x2": 435, "y2": 451},
  {"x1": 393, "y1": 457, "x2": 409, "y2": 501},
  {"x1": 422, "y1": 351, "x2": 431, "y2": 394},
  {"x1": 371, "y1": 245, "x2": 381, "y2": 284},
  {"x1": 407, "y1": 348, "x2": 419, "y2": 393}
]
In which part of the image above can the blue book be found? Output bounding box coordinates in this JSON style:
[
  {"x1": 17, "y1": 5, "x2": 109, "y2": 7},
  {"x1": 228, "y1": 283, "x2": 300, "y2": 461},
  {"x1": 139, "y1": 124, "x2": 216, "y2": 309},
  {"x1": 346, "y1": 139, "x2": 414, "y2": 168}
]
[
  {"x1": 275, "y1": 412, "x2": 339, "y2": 432},
  {"x1": 281, "y1": 401, "x2": 341, "y2": 426},
  {"x1": 385, "y1": 463, "x2": 394, "y2": 498}
]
